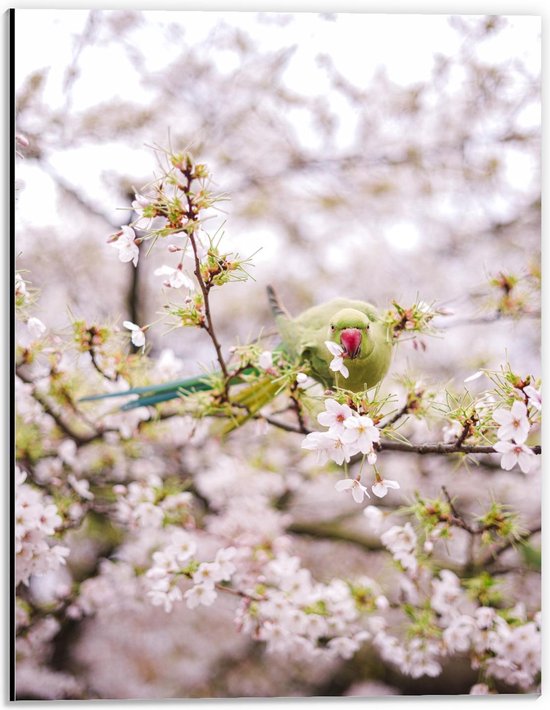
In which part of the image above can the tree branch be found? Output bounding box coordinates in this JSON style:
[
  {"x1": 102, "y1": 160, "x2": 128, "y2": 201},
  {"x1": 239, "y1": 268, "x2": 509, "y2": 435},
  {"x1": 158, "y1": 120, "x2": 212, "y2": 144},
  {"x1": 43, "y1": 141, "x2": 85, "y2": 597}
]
[
  {"x1": 379, "y1": 402, "x2": 410, "y2": 429},
  {"x1": 376, "y1": 440, "x2": 541, "y2": 456},
  {"x1": 180, "y1": 164, "x2": 229, "y2": 382},
  {"x1": 189, "y1": 231, "x2": 229, "y2": 380},
  {"x1": 261, "y1": 415, "x2": 542, "y2": 457},
  {"x1": 287, "y1": 520, "x2": 383, "y2": 552}
]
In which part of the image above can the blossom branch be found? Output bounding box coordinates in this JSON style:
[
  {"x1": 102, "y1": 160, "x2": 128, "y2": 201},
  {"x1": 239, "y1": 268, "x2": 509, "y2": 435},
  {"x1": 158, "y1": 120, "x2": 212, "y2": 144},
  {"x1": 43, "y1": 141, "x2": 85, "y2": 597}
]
[
  {"x1": 88, "y1": 347, "x2": 118, "y2": 382},
  {"x1": 441, "y1": 486, "x2": 476, "y2": 535},
  {"x1": 16, "y1": 368, "x2": 96, "y2": 446},
  {"x1": 376, "y1": 440, "x2": 541, "y2": 456},
  {"x1": 16, "y1": 368, "x2": 123, "y2": 448},
  {"x1": 189, "y1": 232, "x2": 229, "y2": 381},
  {"x1": 179, "y1": 162, "x2": 229, "y2": 382},
  {"x1": 379, "y1": 402, "x2": 410, "y2": 429},
  {"x1": 261, "y1": 415, "x2": 542, "y2": 457}
]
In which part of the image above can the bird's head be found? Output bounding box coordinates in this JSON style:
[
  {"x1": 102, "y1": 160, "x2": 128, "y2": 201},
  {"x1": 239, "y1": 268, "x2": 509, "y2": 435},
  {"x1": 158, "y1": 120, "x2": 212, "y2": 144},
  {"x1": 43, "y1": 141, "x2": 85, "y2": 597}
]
[{"x1": 329, "y1": 308, "x2": 375, "y2": 360}]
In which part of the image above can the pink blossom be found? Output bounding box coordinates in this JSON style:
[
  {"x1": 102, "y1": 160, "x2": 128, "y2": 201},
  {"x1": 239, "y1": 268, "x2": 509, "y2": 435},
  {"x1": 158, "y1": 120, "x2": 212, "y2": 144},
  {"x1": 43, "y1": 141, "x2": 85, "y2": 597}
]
[
  {"x1": 493, "y1": 440, "x2": 537, "y2": 473},
  {"x1": 317, "y1": 398, "x2": 354, "y2": 434},
  {"x1": 493, "y1": 401, "x2": 530, "y2": 443}
]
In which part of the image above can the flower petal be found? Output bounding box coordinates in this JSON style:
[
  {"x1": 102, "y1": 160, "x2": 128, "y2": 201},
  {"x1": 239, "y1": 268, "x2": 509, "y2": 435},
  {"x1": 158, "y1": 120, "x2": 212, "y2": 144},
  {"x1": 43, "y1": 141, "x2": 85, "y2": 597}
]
[
  {"x1": 351, "y1": 483, "x2": 366, "y2": 504},
  {"x1": 325, "y1": 340, "x2": 343, "y2": 357},
  {"x1": 335, "y1": 479, "x2": 354, "y2": 492},
  {"x1": 154, "y1": 265, "x2": 175, "y2": 276},
  {"x1": 464, "y1": 371, "x2": 484, "y2": 383},
  {"x1": 372, "y1": 482, "x2": 388, "y2": 498},
  {"x1": 510, "y1": 400, "x2": 528, "y2": 419},
  {"x1": 518, "y1": 450, "x2": 536, "y2": 474},
  {"x1": 131, "y1": 331, "x2": 146, "y2": 347}
]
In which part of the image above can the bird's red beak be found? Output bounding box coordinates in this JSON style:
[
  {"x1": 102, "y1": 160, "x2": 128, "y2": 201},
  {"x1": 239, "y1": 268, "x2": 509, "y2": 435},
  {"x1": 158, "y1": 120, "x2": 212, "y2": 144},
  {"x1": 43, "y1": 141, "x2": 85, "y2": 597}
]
[{"x1": 340, "y1": 328, "x2": 362, "y2": 359}]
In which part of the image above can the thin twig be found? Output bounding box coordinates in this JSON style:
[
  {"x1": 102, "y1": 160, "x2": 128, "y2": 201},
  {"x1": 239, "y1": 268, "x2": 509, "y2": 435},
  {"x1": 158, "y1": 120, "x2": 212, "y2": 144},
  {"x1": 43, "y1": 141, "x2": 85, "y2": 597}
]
[
  {"x1": 180, "y1": 165, "x2": 229, "y2": 382},
  {"x1": 441, "y1": 486, "x2": 476, "y2": 535},
  {"x1": 189, "y1": 234, "x2": 229, "y2": 380},
  {"x1": 89, "y1": 348, "x2": 118, "y2": 382},
  {"x1": 379, "y1": 402, "x2": 409, "y2": 429}
]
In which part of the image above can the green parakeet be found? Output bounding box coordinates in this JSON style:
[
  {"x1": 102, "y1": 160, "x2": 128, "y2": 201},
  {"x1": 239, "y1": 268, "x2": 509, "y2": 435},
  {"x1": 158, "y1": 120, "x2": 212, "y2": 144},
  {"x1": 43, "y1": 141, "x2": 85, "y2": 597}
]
[
  {"x1": 82, "y1": 287, "x2": 393, "y2": 430},
  {"x1": 271, "y1": 289, "x2": 392, "y2": 392}
]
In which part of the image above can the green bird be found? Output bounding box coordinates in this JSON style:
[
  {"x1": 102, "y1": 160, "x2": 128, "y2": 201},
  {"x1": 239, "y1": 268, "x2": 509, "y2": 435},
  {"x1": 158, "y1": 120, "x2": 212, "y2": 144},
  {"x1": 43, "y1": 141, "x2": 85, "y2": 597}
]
[{"x1": 81, "y1": 287, "x2": 393, "y2": 431}]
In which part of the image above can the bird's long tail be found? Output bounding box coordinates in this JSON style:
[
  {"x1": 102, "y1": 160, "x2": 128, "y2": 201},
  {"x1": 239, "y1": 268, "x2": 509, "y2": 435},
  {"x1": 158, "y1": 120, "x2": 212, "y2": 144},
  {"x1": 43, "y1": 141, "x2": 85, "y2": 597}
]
[
  {"x1": 80, "y1": 369, "x2": 285, "y2": 434},
  {"x1": 266, "y1": 284, "x2": 290, "y2": 318},
  {"x1": 79, "y1": 372, "x2": 247, "y2": 411},
  {"x1": 81, "y1": 286, "x2": 291, "y2": 430}
]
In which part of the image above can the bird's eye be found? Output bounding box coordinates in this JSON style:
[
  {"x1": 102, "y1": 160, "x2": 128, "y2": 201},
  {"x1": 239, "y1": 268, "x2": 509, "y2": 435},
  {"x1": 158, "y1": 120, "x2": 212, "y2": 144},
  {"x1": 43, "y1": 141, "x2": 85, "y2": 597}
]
[{"x1": 330, "y1": 325, "x2": 335, "y2": 331}]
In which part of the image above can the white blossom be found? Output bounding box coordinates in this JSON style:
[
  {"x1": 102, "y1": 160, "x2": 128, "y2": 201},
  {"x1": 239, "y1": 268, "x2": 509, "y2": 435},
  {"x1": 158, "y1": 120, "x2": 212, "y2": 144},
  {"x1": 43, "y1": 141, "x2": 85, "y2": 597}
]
[
  {"x1": 464, "y1": 370, "x2": 484, "y2": 383},
  {"x1": 493, "y1": 440, "x2": 537, "y2": 473},
  {"x1": 443, "y1": 615, "x2": 476, "y2": 653},
  {"x1": 27, "y1": 317, "x2": 46, "y2": 339},
  {"x1": 184, "y1": 583, "x2": 217, "y2": 609},
  {"x1": 258, "y1": 350, "x2": 274, "y2": 371},
  {"x1": 326, "y1": 636, "x2": 360, "y2": 659},
  {"x1": 317, "y1": 398, "x2": 354, "y2": 435},
  {"x1": 335, "y1": 477, "x2": 370, "y2": 503},
  {"x1": 16, "y1": 468, "x2": 69, "y2": 586},
  {"x1": 301, "y1": 430, "x2": 354, "y2": 465},
  {"x1": 363, "y1": 505, "x2": 384, "y2": 533},
  {"x1": 469, "y1": 684, "x2": 491, "y2": 695},
  {"x1": 15, "y1": 272, "x2": 28, "y2": 301},
  {"x1": 214, "y1": 547, "x2": 237, "y2": 580},
  {"x1": 371, "y1": 478, "x2": 400, "y2": 499},
  {"x1": 67, "y1": 474, "x2": 94, "y2": 501},
  {"x1": 123, "y1": 321, "x2": 146, "y2": 348},
  {"x1": 381, "y1": 523, "x2": 417, "y2": 554},
  {"x1": 147, "y1": 584, "x2": 183, "y2": 613},
  {"x1": 431, "y1": 570, "x2": 465, "y2": 619},
  {"x1": 493, "y1": 401, "x2": 530, "y2": 443},
  {"x1": 342, "y1": 415, "x2": 380, "y2": 454},
  {"x1": 324, "y1": 341, "x2": 349, "y2": 379},
  {"x1": 111, "y1": 225, "x2": 139, "y2": 267},
  {"x1": 154, "y1": 264, "x2": 195, "y2": 290}
]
